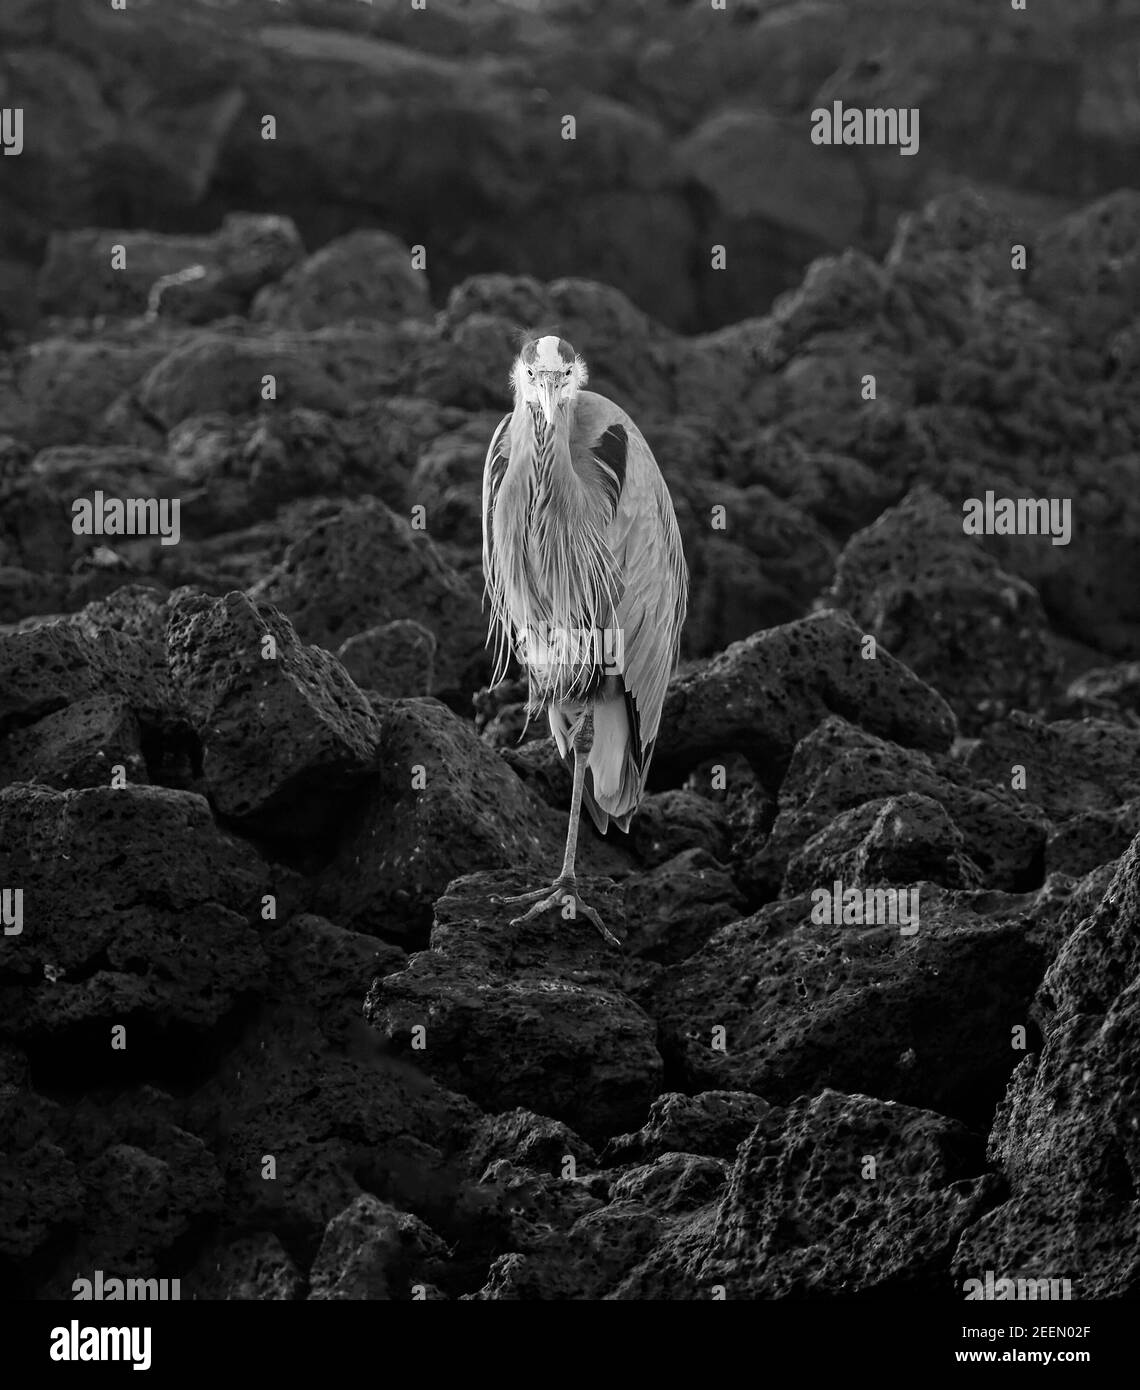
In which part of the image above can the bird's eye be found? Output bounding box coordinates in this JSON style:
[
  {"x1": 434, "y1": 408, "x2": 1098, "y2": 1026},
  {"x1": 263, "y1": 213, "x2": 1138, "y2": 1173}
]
[
  {"x1": 527, "y1": 368, "x2": 535, "y2": 379},
  {"x1": 564, "y1": 368, "x2": 572, "y2": 376}
]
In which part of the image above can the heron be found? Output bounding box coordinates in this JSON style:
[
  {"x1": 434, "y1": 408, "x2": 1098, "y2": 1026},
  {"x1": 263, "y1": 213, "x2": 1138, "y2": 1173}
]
[{"x1": 481, "y1": 334, "x2": 688, "y2": 946}]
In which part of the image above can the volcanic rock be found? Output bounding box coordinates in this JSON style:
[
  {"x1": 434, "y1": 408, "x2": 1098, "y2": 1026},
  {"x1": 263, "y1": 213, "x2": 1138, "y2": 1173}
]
[
  {"x1": 657, "y1": 608, "x2": 956, "y2": 786},
  {"x1": 364, "y1": 871, "x2": 662, "y2": 1139}
]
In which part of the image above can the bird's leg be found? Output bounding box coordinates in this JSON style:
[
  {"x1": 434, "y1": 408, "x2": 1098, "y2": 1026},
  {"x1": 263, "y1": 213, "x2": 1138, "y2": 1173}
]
[
  {"x1": 557, "y1": 706, "x2": 591, "y2": 882},
  {"x1": 503, "y1": 708, "x2": 593, "y2": 904},
  {"x1": 502, "y1": 707, "x2": 621, "y2": 948}
]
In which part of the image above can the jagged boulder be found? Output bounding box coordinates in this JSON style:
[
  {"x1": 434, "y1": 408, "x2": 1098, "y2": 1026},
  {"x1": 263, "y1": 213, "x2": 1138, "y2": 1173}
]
[{"x1": 364, "y1": 871, "x2": 662, "y2": 1138}]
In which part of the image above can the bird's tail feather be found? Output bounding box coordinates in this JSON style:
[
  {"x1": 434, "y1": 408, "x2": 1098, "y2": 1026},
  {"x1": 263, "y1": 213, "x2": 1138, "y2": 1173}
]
[
  {"x1": 549, "y1": 693, "x2": 646, "y2": 836},
  {"x1": 586, "y1": 696, "x2": 643, "y2": 829},
  {"x1": 582, "y1": 783, "x2": 610, "y2": 835}
]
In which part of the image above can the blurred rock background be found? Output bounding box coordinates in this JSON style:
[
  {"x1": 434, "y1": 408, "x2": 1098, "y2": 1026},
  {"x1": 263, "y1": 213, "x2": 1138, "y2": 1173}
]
[
  {"x1": 2, "y1": 0, "x2": 1138, "y2": 334},
  {"x1": 1, "y1": 0, "x2": 1138, "y2": 1302}
]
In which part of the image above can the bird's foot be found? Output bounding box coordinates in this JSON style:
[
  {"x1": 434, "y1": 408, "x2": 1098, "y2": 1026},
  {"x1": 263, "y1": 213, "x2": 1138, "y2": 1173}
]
[
  {"x1": 501, "y1": 877, "x2": 622, "y2": 948},
  {"x1": 499, "y1": 884, "x2": 557, "y2": 907}
]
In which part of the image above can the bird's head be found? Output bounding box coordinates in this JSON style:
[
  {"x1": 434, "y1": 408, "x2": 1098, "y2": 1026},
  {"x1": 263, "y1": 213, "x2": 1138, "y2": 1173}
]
[{"x1": 510, "y1": 335, "x2": 587, "y2": 428}]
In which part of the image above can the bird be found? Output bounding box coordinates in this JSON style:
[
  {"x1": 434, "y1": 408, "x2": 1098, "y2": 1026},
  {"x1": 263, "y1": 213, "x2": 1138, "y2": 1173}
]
[{"x1": 481, "y1": 333, "x2": 688, "y2": 946}]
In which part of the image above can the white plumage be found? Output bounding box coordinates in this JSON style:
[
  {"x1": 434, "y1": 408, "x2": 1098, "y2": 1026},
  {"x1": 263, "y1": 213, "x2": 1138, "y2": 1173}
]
[{"x1": 482, "y1": 335, "x2": 688, "y2": 943}]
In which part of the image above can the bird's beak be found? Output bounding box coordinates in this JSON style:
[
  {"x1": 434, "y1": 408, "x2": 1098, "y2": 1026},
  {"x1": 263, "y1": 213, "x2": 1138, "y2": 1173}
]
[{"x1": 537, "y1": 376, "x2": 560, "y2": 428}]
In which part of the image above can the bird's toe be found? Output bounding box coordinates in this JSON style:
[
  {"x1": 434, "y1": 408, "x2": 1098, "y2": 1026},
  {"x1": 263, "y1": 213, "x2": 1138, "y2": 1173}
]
[
  {"x1": 507, "y1": 888, "x2": 564, "y2": 928},
  {"x1": 504, "y1": 879, "x2": 622, "y2": 948},
  {"x1": 501, "y1": 884, "x2": 558, "y2": 906},
  {"x1": 574, "y1": 899, "x2": 623, "y2": 950}
]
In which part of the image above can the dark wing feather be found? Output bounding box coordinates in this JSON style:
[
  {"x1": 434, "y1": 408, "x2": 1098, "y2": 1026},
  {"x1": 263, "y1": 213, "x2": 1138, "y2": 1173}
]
[{"x1": 591, "y1": 423, "x2": 628, "y2": 517}]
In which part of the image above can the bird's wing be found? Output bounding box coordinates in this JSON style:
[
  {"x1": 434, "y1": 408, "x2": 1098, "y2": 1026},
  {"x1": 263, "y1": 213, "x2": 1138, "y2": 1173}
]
[
  {"x1": 481, "y1": 412, "x2": 512, "y2": 679},
  {"x1": 610, "y1": 427, "x2": 688, "y2": 773},
  {"x1": 481, "y1": 412, "x2": 511, "y2": 584},
  {"x1": 572, "y1": 394, "x2": 688, "y2": 775}
]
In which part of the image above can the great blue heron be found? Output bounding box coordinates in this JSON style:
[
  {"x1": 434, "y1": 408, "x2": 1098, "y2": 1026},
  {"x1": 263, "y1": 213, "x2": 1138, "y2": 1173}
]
[{"x1": 482, "y1": 334, "x2": 688, "y2": 945}]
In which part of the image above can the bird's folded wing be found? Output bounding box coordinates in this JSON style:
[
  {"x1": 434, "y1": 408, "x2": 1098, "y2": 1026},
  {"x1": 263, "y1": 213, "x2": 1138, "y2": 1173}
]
[{"x1": 604, "y1": 427, "x2": 687, "y2": 775}]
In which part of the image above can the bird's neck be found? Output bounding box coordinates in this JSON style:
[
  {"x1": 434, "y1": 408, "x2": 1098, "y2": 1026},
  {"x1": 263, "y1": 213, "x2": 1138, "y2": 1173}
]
[{"x1": 514, "y1": 400, "x2": 575, "y2": 485}]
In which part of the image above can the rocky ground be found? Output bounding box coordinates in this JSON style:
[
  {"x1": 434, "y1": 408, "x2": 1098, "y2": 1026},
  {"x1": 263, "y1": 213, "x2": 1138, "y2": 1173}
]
[
  {"x1": 2, "y1": 0, "x2": 1139, "y2": 335},
  {"x1": 2, "y1": 1, "x2": 1140, "y2": 1303}
]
